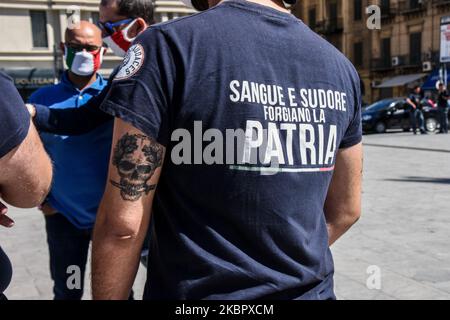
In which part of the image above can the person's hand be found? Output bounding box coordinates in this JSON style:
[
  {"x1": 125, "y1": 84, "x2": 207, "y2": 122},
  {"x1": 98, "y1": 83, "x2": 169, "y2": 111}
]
[
  {"x1": 0, "y1": 200, "x2": 14, "y2": 228},
  {"x1": 25, "y1": 103, "x2": 36, "y2": 118},
  {"x1": 38, "y1": 202, "x2": 57, "y2": 217}
]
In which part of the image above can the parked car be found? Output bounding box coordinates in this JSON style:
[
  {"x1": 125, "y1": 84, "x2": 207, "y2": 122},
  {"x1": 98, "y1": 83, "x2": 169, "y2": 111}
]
[{"x1": 362, "y1": 97, "x2": 443, "y2": 134}]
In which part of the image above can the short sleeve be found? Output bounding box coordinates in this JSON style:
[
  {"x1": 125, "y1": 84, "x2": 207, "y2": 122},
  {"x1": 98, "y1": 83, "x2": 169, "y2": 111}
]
[
  {"x1": 339, "y1": 72, "x2": 362, "y2": 149},
  {"x1": 0, "y1": 72, "x2": 30, "y2": 158},
  {"x1": 100, "y1": 28, "x2": 176, "y2": 146}
]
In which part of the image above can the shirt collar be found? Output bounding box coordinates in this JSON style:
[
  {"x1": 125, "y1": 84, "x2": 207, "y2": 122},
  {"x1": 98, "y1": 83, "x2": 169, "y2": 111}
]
[{"x1": 61, "y1": 71, "x2": 105, "y2": 93}]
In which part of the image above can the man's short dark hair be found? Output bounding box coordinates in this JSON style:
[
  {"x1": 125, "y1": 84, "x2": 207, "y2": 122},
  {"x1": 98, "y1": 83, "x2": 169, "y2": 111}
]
[{"x1": 101, "y1": 0, "x2": 154, "y2": 24}]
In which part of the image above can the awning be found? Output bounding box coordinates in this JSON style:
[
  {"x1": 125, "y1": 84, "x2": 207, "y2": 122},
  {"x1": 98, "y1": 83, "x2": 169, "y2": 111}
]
[
  {"x1": 0, "y1": 68, "x2": 57, "y2": 89},
  {"x1": 375, "y1": 73, "x2": 427, "y2": 88},
  {"x1": 422, "y1": 68, "x2": 450, "y2": 90}
]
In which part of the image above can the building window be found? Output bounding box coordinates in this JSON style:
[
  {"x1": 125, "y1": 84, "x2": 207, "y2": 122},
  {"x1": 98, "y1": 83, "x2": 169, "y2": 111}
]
[
  {"x1": 380, "y1": 0, "x2": 390, "y2": 12},
  {"x1": 410, "y1": 0, "x2": 421, "y2": 9},
  {"x1": 91, "y1": 12, "x2": 100, "y2": 25},
  {"x1": 409, "y1": 32, "x2": 422, "y2": 65},
  {"x1": 381, "y1": 38, "x2": 391, "y2": 67},
  {"x1": 354, "y1": 42, "x2": 363, "y2": 67},
  {"x1": 30, "y1": 11, "x2": 48, "y2": 48},
  {"x1": 329, "y1": 1, "x2": 338, "y2": 23},
  {"x1": 308, "y1": 7, "x2": 316, "y2": 29},
  {"x1": 354, "y1": 0, "x2": 362, "y2": 21}
]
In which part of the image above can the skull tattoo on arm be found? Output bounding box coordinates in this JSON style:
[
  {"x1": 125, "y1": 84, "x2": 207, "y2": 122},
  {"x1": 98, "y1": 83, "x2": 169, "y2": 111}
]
[{"x1": 110, "y1": 133, "x2": 164, "y2": 201}]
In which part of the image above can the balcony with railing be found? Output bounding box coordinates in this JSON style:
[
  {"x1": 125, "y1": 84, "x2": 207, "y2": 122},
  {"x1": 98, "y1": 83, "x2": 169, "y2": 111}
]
[
  {"x1": 398, "y1": 0, "x2": 426, "y2": 15},
  {"x1": 432, "y1": 0, "x2": 450, "y2": 7},
  {"x1": 371, "y1": 57, "x2": 394, "y2": 71},
  {"x1": 422, "y1": 51, "x2": 440, "y2": 64},
  {"x1": 380, "y1": 2, "x2": 397, "y2": 20},
  {"x1": 315, "y1": 18, "x2": 344, "y2": 35},
  {"x1": 371, "y1": 52, "x2": 433, "y2": 71},
  {"x1": 405, "y1": 54, "x2": 423, "y2": 67},
  {"x1": 389, "y1": 54, "x2": 423, "y2": 68}
]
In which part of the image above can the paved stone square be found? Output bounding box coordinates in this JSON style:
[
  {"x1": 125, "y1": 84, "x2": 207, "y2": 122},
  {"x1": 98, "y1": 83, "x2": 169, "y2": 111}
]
[
  {"x1": 1, "y1": 131, "x2": 450, "y2": 300},
  {"x1": 333, "y1": 132, "x2": 450, "y2": 300}
]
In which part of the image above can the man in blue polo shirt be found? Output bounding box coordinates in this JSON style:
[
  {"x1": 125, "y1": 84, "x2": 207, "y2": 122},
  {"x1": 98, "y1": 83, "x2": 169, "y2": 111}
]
[{"x1": 28, "y1": 21, "x2": 111, "y2": 300}]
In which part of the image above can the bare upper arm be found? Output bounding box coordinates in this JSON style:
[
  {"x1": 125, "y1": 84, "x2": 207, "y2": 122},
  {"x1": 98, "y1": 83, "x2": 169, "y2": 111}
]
[
  {"x1": 0, "y1": 121, "x2": 52, "y2": 208},
  {"x1": 96, "y1": 118, "x2": 165, "y2": 239},
  {"x1": 324, "y1": 143, "x2": 363, "y2": 219}
]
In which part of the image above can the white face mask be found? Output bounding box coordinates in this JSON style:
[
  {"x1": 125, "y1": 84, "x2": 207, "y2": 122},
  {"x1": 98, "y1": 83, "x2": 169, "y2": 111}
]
[
  {"x1": 103, "y1": 19, "x2": 138, "y2": 58},
  {"x1": 65, "y1": 46, "x2": 104, "y2": 76}
]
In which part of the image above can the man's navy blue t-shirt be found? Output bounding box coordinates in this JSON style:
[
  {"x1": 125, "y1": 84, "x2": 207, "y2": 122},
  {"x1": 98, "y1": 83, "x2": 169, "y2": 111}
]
[
  {"x1": 0, "y1": 72, "x2": 30, "y2": 158},
  {"x1": 101, "y1": 0, "x2": 362, "y2": 300},
  {"x1": 0, "y1": 71, "x2": 30, "y2": 295}
]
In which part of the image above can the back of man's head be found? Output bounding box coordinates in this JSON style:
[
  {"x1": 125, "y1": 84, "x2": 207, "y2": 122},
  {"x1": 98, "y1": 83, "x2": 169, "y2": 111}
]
[{"x1": 101, "y1": 0, "x2": 154, "y2": 24}]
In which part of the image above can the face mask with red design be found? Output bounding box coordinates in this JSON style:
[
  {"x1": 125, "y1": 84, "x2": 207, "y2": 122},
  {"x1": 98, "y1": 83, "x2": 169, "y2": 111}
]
[
  {"x1": 65, "y1": 46, "x2": 104, "y2": 76},
  {"x1": 103, "y1": 19, "x2": 139, "y2": 58}
]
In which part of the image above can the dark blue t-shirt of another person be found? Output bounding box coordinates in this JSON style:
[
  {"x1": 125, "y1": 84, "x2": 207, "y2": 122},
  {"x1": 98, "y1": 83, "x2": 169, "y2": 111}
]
[
  {"x1": 0, "y1": 72, "x2": 30, "y2": 158},
  {"x1": 101, "y1": 0, "x2": 362, "y2": 300},
  {"x1": 0, "y1": 71, "x2": 31, "y2": 296}
]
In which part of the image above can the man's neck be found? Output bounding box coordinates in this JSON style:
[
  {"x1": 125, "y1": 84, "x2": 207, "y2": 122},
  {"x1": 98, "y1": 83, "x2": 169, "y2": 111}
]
[
  {"x1": 67, "y1": 71, "x2": 97, "y2": 91},
  {"x1": 213, "y1": 0, "x2": 290, "y2": 13},
  {"x1": 246, "y1": 0, "x2": 290, "y2": 13}
]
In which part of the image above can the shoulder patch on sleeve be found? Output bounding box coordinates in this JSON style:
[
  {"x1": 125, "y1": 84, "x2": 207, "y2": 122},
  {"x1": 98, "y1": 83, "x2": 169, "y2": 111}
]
[{"x1": 114, "y1": 44, "x2": 145, "y2": 81}]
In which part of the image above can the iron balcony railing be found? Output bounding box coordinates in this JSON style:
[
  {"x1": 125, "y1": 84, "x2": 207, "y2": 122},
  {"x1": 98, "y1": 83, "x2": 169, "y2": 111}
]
[
  {"x1": 315, "y1": 18, "x2": 344, "y2": 34},
  {"x1": 398, "y1": 0, "x2": 426, "y2": 14}
]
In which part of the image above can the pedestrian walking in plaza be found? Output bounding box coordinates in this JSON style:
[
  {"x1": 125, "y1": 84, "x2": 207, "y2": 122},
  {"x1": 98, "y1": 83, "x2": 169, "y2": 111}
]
[
  {"x1": 406, "y1": 86, "x2": 427, "y2": 134},
  {"x1": 437, "y1": 82, "x2": 450, "y2": 134}
]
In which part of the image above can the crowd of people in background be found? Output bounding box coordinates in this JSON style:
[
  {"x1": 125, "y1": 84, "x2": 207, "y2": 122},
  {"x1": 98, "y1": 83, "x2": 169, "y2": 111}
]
[{"x1": 405, "y1": 82, "x2": 449, "y2": 135}]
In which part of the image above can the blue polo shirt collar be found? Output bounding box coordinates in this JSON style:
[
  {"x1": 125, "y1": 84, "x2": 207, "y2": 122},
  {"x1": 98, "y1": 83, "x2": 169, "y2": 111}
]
[{"x1": 60, "y1": 71, "x2": 106, "y2": 94}]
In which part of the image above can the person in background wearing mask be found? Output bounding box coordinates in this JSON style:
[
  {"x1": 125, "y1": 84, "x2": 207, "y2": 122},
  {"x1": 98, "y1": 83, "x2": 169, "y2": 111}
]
[
  {"x1": 27, "y1": 21, "x2": 110, "y2": 300},
  {"x1": 406, "y1": 86, "x2": 427, "y2": 135},
  {"x1": 0, "y1": 71, "x2": 53, "y2": 300},
  {"x1": 437, "y1": 81, "x2": 450, "y2": 134},
  {"x1": 26, "y1": 0, "x2": 153, "y2": 136}
]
